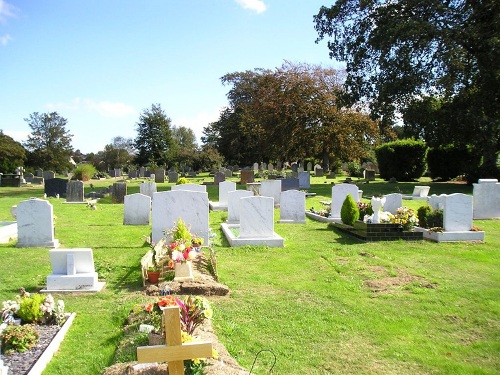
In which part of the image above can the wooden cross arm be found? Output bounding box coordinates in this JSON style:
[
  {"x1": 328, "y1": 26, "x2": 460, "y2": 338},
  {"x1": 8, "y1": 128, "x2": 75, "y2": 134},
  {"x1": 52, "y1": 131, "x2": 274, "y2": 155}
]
[{"x1": 137, "y1": 341, "x2": 212, "y2": 363}]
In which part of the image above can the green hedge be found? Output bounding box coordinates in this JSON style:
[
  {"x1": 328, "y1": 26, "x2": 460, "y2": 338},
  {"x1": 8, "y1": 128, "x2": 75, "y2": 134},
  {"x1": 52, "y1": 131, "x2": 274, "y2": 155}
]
[
  {"x1": 375, "y1": 139, "x2": 427, "y2": 181},
  {"x1": 427, "y1": 144, "x2": 480, "y2": 181}
]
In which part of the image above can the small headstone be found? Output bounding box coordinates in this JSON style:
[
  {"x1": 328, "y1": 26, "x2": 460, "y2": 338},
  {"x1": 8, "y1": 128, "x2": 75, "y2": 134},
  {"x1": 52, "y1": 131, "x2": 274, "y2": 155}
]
[
  {"x1": 443, "y1": 193, "x2": 473, "y2": 231},
  {"x1": 224, "y1": 169, "x2": 233, "y2": 178},
  {"x1": 253, "y1": 162, "x2": 259, "y2": 171},
  {"x1": 261, "y1": 180, "x2": 282, "y2": 206},
  {"x1": 128, "y1": 169, "x2": 138, "y2": 179},
  {"x1": 66, "y1": 180, "x2": 84, "y2": 203},
  {"x1": 24, "y1": 172, "x2": 34, "y2": 183},
  {"x1": 364, "y1": 170, "x2": 376, "y2": 181},
  {"x1": 268, "y1": 163, "x2": 274, "y2": 172},
  {"x1": 43, "y1": 170, "x2": 56, "y2": 181},
  {"x1": 281, "y1": 178, "x2": 300, "y2": 191},
  {"x1": 16, "y1": 198, "x2": 59, "y2": 248},
  {"x1": 473, "y1": 179, "x2": 500, "y2": 219},
  {"x1": 298, "y1": 171, "x2": 310, "y2": 189},
  {"x1": 383, "y1": 193, "x2": 403, "y2": 214},
  {"x1": 168, "y1": 171, "x2": 179, "y2": 183},
  {"x1": 307, "y1": 162, "x2": 313, "y2": 172},
  {"x1": 155, "y1": 169, "x2": 165, "y2": 183},
  {"x1": 214, "y1": 171, "x2": 225, "y2": 185},
  {"x1": 218, "y1": 181, "x2": 236, "y2": 207},
  {"x1": 227, "y1": 190, "x2": 253, "y2": 224},
  {"x1": 239, "y1": 196, "x2": 275, "y2": 238},
  {"x1": 331, "y1": 184, "x2": 360, "y2": 219},
  {"x1": 44, "y1": 177, "x2": 68, "y2": 198},
  {"x1": 314, "y1": 168, "x2": 324, "y2": 177},
  {"x1": 111, "y1": 182, "x2": 127, "y2": 203},
  {"x1": 291, "y1": 163, "x2": 298, "y2": 173},
  {"x1": 140, "y1": 181, "x2": 157, "y2": 198},
  {"x1": 139, "y1": 167, "x2": 146, "y2": 178},
  {"x1": 36, "y1": 168, "x2": 43, "y2": 177},
  {"x1": 279, "y1": 190, "x2": 306, "y2": 224},
  {"x1": 124, "y1": 193, "x2": 151, "y2": 225},
  {"x1": 240, "y1": 170, "x2": 255, "y2": 184},
  {"x1": 261, "y1": 162, "x2": 267, "y2": 171},
  {"x1": 114, "y1": 168, "x2": 122, "y2": 178}
]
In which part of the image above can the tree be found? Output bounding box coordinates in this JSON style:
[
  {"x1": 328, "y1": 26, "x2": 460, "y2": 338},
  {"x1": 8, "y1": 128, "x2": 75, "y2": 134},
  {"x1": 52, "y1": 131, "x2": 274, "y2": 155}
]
[
  {"x1": 314, "y1": 0, "x2": 500, "y2": 177},
  {"x1": 204, "y1": 62, "x2": 379, "y2": 168},
  {"x1": 170, "y1": 126, "x2": 198, "y2": 169},
  {"x1": 23, "y1": 112, "x2": 73, "y2": 172},
  {"x1": 134, "y1": 104, "x2": 173, "y2": 167},
  {"x1": 0, "y1": 130, "x2": 26, "y2": 173}
]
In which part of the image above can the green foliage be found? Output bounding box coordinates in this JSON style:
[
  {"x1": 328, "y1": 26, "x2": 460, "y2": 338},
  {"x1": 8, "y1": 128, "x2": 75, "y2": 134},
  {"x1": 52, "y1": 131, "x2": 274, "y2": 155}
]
[
  {"x1": 23, "y1": 112, "x2": 73, "y2": 172},
  {"x1": 169, "y1": 218, "x2": 192, "y2": 242},
  {"x1": 176, "y1": 177, "x2": 188, "y2": 185},
  {"x1": 427, "y1": 144, "x2": 481, "y2": 181},
  {"x1": 417, "y1": 206, "x2": 443, "y2": 229},
  {"x1": 73, "y1": 164, "x2": 97, "y2": 181},
  {"x1": 347, "y1": 161, "x2": 362, "y2": 177},
  {"x1": 375, "y1": 139, "x2": 427, "y2": 181},
  {"x1": 17, "y1": 293, "x2": 46, "y2": 323},
  {"x1": 340, "y1": 194, "x2": 359, "y2": 225},
  {"x1": 357, "y1": 201, "x2": 373, "y2": 218},
  {"x1": 1, "y1": 324, "x2": 39, "y2": 354},
  {"x1": 0, "y1": 131, "x2": 26, "y2": 172}
]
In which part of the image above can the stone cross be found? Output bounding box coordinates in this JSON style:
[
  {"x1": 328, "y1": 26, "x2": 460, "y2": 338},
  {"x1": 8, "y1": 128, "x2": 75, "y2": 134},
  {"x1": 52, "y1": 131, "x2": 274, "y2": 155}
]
[{"x1": 137, "y1": 306, "x2": 212, "y2": 375}]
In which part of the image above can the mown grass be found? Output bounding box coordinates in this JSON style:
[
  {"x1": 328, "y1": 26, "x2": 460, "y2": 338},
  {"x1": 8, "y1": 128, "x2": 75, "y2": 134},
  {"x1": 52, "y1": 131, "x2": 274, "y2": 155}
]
[{"x1": 0, "y1": 175, "x2": 498, "y2": 374}]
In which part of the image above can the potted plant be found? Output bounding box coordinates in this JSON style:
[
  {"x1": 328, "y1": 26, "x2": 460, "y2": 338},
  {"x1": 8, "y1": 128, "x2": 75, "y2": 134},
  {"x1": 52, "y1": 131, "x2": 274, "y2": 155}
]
[
  {"x1": 191, "y1": 236, "x2": 204, "y2": 248},
  {"x1": 145, "y1": 236, "x2": 167, "y2": 284}
]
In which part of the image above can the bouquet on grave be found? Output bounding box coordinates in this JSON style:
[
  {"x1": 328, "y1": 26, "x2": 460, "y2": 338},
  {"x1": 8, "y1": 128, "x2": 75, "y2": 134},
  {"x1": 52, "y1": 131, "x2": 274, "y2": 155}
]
[
  {"x1": 380, "y1": 206, "x2": 419, "y2": 231},
  {"x1": 163, "y1": 218, "x2": 202, "y2": 269}
]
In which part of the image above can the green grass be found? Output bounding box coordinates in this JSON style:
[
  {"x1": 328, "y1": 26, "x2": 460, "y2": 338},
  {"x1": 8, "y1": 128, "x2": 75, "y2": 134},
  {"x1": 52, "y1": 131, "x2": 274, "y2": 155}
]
[{"x1": 0, "y1": 175, "x2": 499, "y2": 374}]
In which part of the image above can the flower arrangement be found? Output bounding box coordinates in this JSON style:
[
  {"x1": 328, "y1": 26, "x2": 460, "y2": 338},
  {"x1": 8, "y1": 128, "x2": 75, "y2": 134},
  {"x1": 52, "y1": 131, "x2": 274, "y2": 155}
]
[
  {"x1": 163, "y1": 218, "x2": 204, "y2": 269},
  {"x1": 388, "y1": 206, "x2": 419, "y2": 231},
  {"x1": 357, "y1": 201, "x2": 373, "y2": 218}
]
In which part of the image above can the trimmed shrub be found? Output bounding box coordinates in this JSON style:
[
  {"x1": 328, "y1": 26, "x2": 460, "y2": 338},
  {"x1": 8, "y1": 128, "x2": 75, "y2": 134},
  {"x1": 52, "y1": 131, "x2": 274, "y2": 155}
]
[
  {"x1": 417, "y1": 205, "x2": 443, "y2": 229},
  {"x1": 375, "y1": 139, "x2": 427, "y2": 181},
  {"x1": 347, "y1": 161, "x2": 363, "y2": 177},
  {"x1": 341, "y1": 194, "x2": 359, "y2": 226},
  {"x1": 73, "y1": 164, "x2": 97, "y2": 181}
]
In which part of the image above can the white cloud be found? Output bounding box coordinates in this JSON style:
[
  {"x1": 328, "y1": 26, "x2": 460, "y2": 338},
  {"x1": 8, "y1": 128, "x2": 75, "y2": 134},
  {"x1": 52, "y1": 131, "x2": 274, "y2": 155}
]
[
  {"x1": 46, "y1": 98, "x2": 137, "y2": 118},
  {"x1": 235, "y1": 0, "x2": 267, "y2": 14},
  {"x1": 0, "y1": 33, "x2": 11, "y2": 46},
  {"x1": 3, "y1": 129, "x2": 28, "y2": 144},
  {"x1": 0, "y1": 0, "x2": 16, "y2": 24},
  {"x1": 175, "y1": 108, "x2": 222, "y2": 144}
]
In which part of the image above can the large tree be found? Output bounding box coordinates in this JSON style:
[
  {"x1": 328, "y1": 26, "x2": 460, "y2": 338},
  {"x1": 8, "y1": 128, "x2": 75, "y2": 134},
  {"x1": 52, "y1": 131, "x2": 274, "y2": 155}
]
[
  {"x1": 204, "y1": 62, "x2": 379, "y2": 168},
  {"x1": 0, "y1": 130, "x2": 26, "y2": 173},
  {"x1": 134, "y1": 104, "x2": 173, "y2": 167},
  {"x1": 23, "y1": 112, "x2": 73, "y2": 172},
  {"x1": 314, "y1": 0, "x2": 500, "y2": 176},
  {"x1": 170, "y1": 126, "x2": 198, "y2": 169}
]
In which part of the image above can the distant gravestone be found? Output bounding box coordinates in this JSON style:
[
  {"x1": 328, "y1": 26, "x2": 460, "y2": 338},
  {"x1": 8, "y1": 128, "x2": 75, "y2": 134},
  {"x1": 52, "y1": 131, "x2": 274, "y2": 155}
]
[
  {"x1": 139, "y1": 167, "x2": 146, "y2": 178},
  {"x1": 260, "y1": 180, "x2": 281, "y2": 206},
  {"x1": 111, "y1": 182, "x2": 127, "y2": 203},
  {"x1": 279, "y1": 190, "x2": 306, "y2": 224},
  {"x1": 307, "y1": 162, "x2": 312, "y2": 172},
  {"x1": 168, "y1": 171, "x2": 179, "y2": 183},
  {"x1": 383, "y1": 193, "x2": 403, "y2": 214},
  {"x1": 227, "y1": 190, "x2": 253, "y2": 224},
  {"x1": 473, "y1": 179, "x2": 500, "y2": 219},
  {"x1": 66, "y1": 180, "x2": 84, "y2": 203},
  {"x1": 253, "y1": 162, "x2": 259, "y2": 171},
  {"x1": 36, "y1": 168, "x2": 43, "y2": 177},
  {"x1": 281, "y1": 178, "x2": 300, "y2": 191},
  {"x1": 151, "y1": 190, "x2": 209, "y2": 243},
  {"x1": 155, "y1": 169, "x2": 165, "y2": 183},
  {"x1": 16, "y1": 198, "x2": 59, "y2": 248},
  {"x1": 224, "y1": 169, "x2": 233, "y2": 178},
  {"x1": 43, "y1": 170, "x2": 55, "y2": 181},
  {"x1": 45, "y1": 178, "x2": 68, "y2": 198},
  {"x1": 331, "y1": 184, "x2": 360, "y2": 219},
  {"x1": 261, "y1": 162, "x2": 267, "y2": 171},
  {"x1": 314, "y1": 167, "x2": 324, "y2": 177},
  {"x1": 124, "y1": 193, "x2": 151, "y2": 225},
  {"x1": 171, "y1": 183, "x2": 206, "y2": 192},
  {"x1": 109, "y1": 169, "x2": 116, "y2": 178},
  {"x1": 114, "y1": 168, "x2": 122, "y2": 178},
  {"x1": 33, "y1": 177, "x2": 44, "y2": 185},
  {"x1": 240, "y1": 170, "x2": 254, "y2": 184},
  {"x1": 218, "y1": 181, "x2": 236, "y2": 207},
  {"x1": 298, "y1": 172, "x2": 310, "y2": 189},
  {"x1": 291, "y1": 163, "x2": 298, "y2": 173},
  {"x1": 140, "y1": 181, "x2": 157, "y2": 198},
  {"x1": 364, "y1": 170, "x2": 376, "y2": 181},
  {"x1": 276, "y1": 161, "x2": 282, "y2": 171},
  {"x1": 24, "y1": 172, "x2": 34, "y2": 183},
  {"x1": 214, "y1": 171, "x2": 225, "y2": 185},
  {"x1": 128, "y1": 169, "x2": 138, "y2": 179},
  {"x1": 268, "y1": 163, "x2": 274, "y2": 172}
]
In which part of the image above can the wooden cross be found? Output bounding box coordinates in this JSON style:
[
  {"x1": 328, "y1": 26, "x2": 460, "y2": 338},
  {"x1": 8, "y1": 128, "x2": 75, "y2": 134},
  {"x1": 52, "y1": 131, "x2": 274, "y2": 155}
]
[{"x1": 137, "y1": 306, "x2": 213, "y2": 375}]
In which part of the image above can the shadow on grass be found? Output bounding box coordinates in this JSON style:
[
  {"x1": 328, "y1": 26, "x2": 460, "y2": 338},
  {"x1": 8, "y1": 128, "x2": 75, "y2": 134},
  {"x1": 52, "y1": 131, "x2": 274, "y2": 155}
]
[{"x1": 317, "y1": 226, "x2": 365, "y2": 245}]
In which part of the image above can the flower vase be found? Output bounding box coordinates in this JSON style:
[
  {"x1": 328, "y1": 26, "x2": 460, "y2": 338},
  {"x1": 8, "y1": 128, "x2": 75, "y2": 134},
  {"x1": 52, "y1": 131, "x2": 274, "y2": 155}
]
[
  {"x1": 174, "y1": 261, "x2": 194, "y2": 282},
  {"x1": 147, "y1": 270, "x2": 160, "y2": 284}
]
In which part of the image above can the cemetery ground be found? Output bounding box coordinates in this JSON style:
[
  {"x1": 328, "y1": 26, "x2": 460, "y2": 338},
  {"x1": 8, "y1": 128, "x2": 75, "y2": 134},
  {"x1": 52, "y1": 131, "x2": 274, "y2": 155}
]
[{"x1": 0, "y1": 175, "x2": 499, "y2": 375}]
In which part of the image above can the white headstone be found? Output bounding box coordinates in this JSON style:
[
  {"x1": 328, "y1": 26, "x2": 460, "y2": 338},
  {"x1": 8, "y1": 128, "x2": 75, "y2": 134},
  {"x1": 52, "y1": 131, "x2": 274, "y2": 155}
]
[
  {"x1": 140, "y1": 181, "x2": 157, "y2": 199},
  {"x1": 383, "y1": 193, "x2": 403, "y2": 214},
  {"x1": 152, "y1": 190, "x2": 209, "y2": 243},
  {"x1": 227, "y1": 190, "x2": 253, "y2": 224},
  {"x1": 331, "y1": 184, "x2": 360, "y2": 219},
  {"x1": 298, "y1": 171, "x2": 310, "y2": 189},
  {"x1": 124, "y1": 193, "x2": 151, "y2": 225},
  {"x1": 279, "y1": 190, "x2": 306, "y2": 223},
  {"x1": 427, "y1": 194, "x2": 445, "y2": 210},
  {"x1": 16, "y1": 198, "x2": 59, "y2": 248},
  {"x1": 412, "y1": 186, "x2": 431, "y2": 197},
  {"x1": 219, "y1": 181, "x2": 236, "y2": 207},
  {"x1": 46, "y1": 248, "x2": 101, "y2": 291},
  {"x1": 473, "y1": 179, "x2": 500, "y2": 219},
  {"x1": 239, "y1": 196, "x2": 275, "y2": 238},
  {"x1": 443, "y1": 193, "x2": 473, "y2": 232},
  {"x1": 260, "y1": 180, "x2": 282, "y2": 206},
  {"x1": 171, "y1": 183, "x2": 207, "y2": 192}
]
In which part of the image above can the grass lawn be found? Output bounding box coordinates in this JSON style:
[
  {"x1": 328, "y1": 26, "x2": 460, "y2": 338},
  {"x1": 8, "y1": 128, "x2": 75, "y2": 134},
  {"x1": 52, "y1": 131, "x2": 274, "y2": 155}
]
[{"x1": 0, "y1": 175, "x2": 499, "y2": 374}]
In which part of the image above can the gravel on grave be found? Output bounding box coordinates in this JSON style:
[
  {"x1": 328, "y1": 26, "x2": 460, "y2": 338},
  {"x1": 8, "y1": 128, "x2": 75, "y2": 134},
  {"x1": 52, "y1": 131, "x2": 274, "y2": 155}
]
[{"x1": 2, "y1": 324, "x2": 60, "y2": 375}]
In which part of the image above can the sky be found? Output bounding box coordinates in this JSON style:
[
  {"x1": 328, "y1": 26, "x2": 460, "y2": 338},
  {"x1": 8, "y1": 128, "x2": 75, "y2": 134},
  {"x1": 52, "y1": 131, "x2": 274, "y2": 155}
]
[{"x1": 0, "y1": 0, "x2": 341, "y2": 154}]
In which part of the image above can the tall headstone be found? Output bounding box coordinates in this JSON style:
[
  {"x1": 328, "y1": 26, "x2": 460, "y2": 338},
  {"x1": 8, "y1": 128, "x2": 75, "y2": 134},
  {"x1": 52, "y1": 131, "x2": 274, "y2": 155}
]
[
  {"x1": 44, "y1": 178, "x2": 68, "y2": 198},
  {"x1": 239, "y1": 196, "x2": 275, "y2": 238},
  {"x1": 155, "y1": 169, "x2": 165, "y2": 183},
  {"x1": 168, "y1": 171, "x2": 179, "y2": 183},
  {"x1": 260, "y1": 180, "x2": 282, "y2": 206},
  {"x1": 306, "y1": 162, "x2": 312, "y2": 172},
  {"x1": 473, "y1": 179, "x2": 500, "y2": 219},
  {"x1": 268, "y1": 163, "x2": 274, "y2": 172},
  {"x1": 298, "y1": 171, "x2": 310, "y2": 189},
  {"x1": 279, "y1": 190, "x2": 306, "y2": 224},
  {"x1": 218, "y1": 181, "x2": 236, "y2": 207},
  {"x1": 151, "y1": 190, "x2": 209, "y2": 243},
  {"x1": 124, "y1": 193, "x2": 151, "y2": 225},
  {"x1": 114, "y1": 168, "x2": 122, "y2": 178},
  {"x1": 253, "y1": 162, "x2": 259, "y2": 172},
  {"x1": 331, "y1": 184, "x2": 360, "y2": 219},
  {"x1": 16, "y1": 198, "x2": 59, "y2": 248},
  {"x1": 227, "y1": 190, "x2": 253, "y2": 224},
  {"x1": 139, "y1": 167, "x2": 146, "y2": 178},
  {"x1": 140, "y1": 181, "x2": 157, "y2": 198},
  {"x1": 291, "y1": 163, "x2": 298, "y2": 173},
  {"x1": 383, "y1": 193, "x2": 403, "y2": 214},
  {"x1": 240, "y1": 170, "x2": 255, "y2": 184},
  {"x1": 443, "y1": 193, "x2": 473, "y2": 232},
  {"x1": 111, "y1": 182, "x2": 127, "y2": 204},
  {"x1": 66, "y1": 180, "x2": 84, "y2": 203},
  {"x1": 214, "y1": 171, "x2": 225, "y2": 185},
  {"x1": 36, "y1": 168, "x2": 43, "y2": 177}
]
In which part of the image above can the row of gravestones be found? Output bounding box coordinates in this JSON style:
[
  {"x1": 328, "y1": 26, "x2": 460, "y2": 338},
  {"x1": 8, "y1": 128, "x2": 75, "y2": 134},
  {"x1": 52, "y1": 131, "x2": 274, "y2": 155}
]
[{"x1": 239, "y1": 170, "x2": 311, "y2": 189}]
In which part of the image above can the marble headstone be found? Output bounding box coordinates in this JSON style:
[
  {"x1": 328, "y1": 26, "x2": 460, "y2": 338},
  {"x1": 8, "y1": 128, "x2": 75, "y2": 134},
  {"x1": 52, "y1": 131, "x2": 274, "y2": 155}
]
[
  {"x1": 227, "y1": 190, "x2": 253, "y2": 224},
  {"x1": 171, "y1": 183, "x2": 207, "y2": 192},
  {"x1": 239, "y1": 196, "x2": 275, "y2": 239},
  {"x1": 331, "y1": 184, "x2": 360, "y2": 219},
  {"x1": 473, "y1": 179, "x2": 500, "y2": 219},
  {"x1": 260, "y1": 180, "x2": 282, "y2": 206},
  {"x1": 279, "y1": 190, "x2": 306, "y2": 224},
  {"x1": 383, "y1": 193, "x2": 403, "y2": 214},
  {"x1": 16, "y1": 198, "x2": 59, "y2": 248},
  {"x1": 124, "y1": 193, "x2": 151, "y2": 225},
  {"x1": 140, "y1": 181, "x2": 157, "y2": 198},
  {"x1": 218, "y1": 181, "x2": 236, "y2": 207},
  {"x1": 443, "y1": 193, "x2": 473, "y2": 232}
]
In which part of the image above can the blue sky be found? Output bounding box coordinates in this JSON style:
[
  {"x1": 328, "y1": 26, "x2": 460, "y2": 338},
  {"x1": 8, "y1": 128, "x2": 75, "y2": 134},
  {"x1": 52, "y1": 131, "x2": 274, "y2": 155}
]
[{"x1": 0, "y1": 0, "x2": 340, "y2": 154}]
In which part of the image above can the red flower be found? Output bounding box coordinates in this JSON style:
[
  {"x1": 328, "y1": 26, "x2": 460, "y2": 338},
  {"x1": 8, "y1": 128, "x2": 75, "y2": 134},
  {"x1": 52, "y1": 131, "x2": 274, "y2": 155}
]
[{"x1": 145, "y1": 303, "x2": 154, "y2": 312}]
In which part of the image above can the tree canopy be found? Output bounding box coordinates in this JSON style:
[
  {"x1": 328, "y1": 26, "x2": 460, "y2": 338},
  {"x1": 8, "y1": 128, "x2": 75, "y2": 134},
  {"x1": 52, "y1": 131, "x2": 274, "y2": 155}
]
[
  {"x1": 203, "y1": 62, "x2": 379, "y2": 168},
  {"x1": 23, "y1": 112, "x2": 73, "y2": 172},
  {"x1": 0, "y1": 130, "x2": 26, "y2": 173},
  {"x1": 314, "y1": 0, "x2": 500, "y2": 175},
  {"x1": 134, "y1": 104, "x2": 173, "y2": 167}
]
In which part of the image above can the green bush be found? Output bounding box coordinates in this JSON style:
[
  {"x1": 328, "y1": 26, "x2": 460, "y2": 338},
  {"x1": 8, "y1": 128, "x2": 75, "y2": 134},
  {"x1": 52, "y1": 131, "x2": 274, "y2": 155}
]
[
  {"x1": 341, "y1": 194, "x2": 359, "y2": 226},
  {"x1": 1, "y1": 324, "x2": 39, "y2": 354},
  {"x1": 375, "y1": 139, "x2": 428, "y2": 181},
  {"x1": 347, "y1": 161, "x2": 363, "y2": 177},
  {"x1": 427, "y1": 144, "x2": 480, "y2": 181},
  {"x1": 176, "y1": 177, "x2": 188, "y2": 185},
  {"x1": 73, "y1": 164, "x2": 97, "y2": 181},
  {"x1": 17, "y1": 293, "x2": 46, "y2": 323},
  {"x1": 417, "y1": 206, "x2": 443, "y2": 229}
]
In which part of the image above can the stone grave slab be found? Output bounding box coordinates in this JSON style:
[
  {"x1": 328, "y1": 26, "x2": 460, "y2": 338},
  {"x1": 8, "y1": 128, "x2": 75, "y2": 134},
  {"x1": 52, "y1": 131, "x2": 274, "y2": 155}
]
[
  {"x1": 44, "y1": 178, "x2": 68, "y2": 198},
  {"x1": 331, "y1": 184, "x2": 360, "y2": 219},
  {"x1": 65, "y1": 180, "x2": 85, "y2": 203},
  {"x1": 124, "y1": 193, "x2": 151, "y2": 225},
  {"x1": 111, "y1": 182, "x2": 127, "y2": 203},
  {"x1": 278, "y1": 190, "x2": 306, "y2": 224},
  {"x1": 16, "y1": 198, "x2": 59, "y2": 248},
  {"x1": 227, "y1": 190, "x2": 253, "y2": 224}
]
